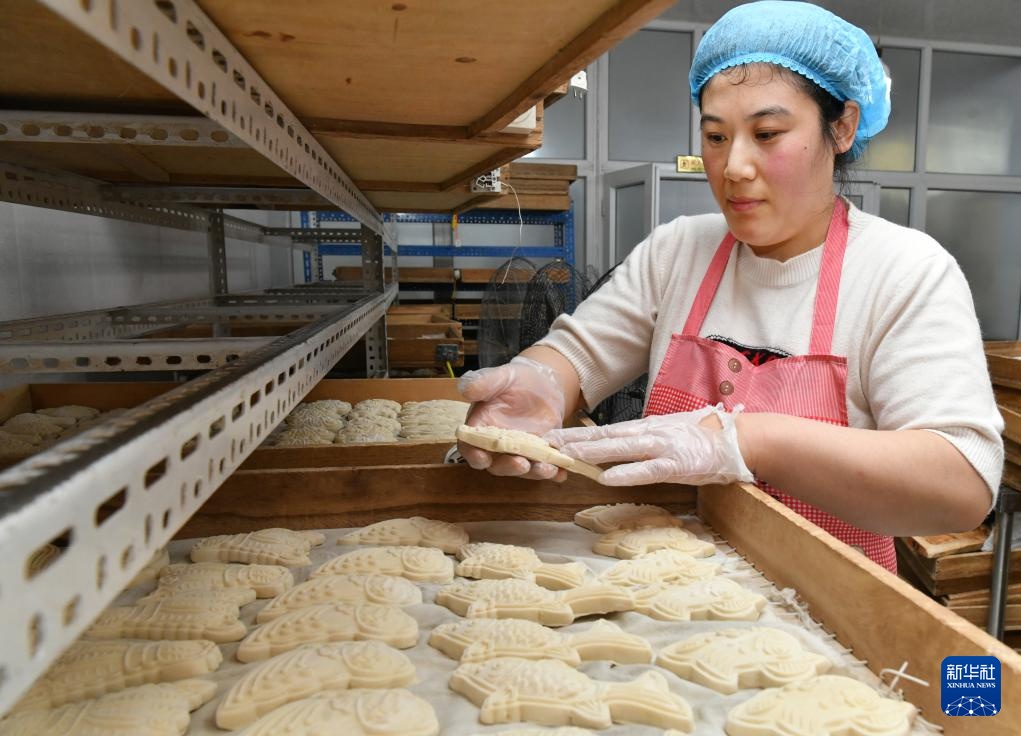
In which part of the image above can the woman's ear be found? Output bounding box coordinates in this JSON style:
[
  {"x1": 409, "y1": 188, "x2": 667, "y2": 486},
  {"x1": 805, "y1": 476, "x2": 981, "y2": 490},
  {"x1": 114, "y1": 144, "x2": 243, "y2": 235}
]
[{"x1": 832, "y1": 101, "x2": 860, "y2": 154}]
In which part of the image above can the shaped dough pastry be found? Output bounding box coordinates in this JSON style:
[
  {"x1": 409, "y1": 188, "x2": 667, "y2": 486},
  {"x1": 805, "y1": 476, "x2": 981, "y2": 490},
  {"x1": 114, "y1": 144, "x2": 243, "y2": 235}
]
[
  {"x1": 468, "y1": 729, "x2": 596, "y2": 736},
  {"x1": 235, "y1": 688, "x2": 438, "y2": 736},
  {"x1": 435, "y1": 578, "x2": 634, "y2": 627},
  {"x1": 451, "y1": 657, "x2": 693, "y2": 731},
  {"x1": 128, "y1": 547, "x2": 170, "y2": 587},
  {"x1": 3, "y1": 412, "x2": 69, "y2": 436},
  {"x1": 430, "y1": 618, "x2": 652, "y2": 666},
  {"x1": 37, "y1": 405, "x2": 101, "y2": 421},
  {"x1": 256, "y1": 574, "x2": 422, "y2": 622},
  {"x1": 456, "y1": 425, "x2": 604, "y2": 481},
  {"x1": 0, "y1": 679, "x2": 216, "y2": 736},
  {"x1": 0, "y1": 431, "x2": 38, "y2": 462},
  {"x1": 138, "y1": 584, "x2": 255, "y2": 608},
  {"x1": 657, "y1": 627, "x2": 831, "y2": 694},
  {"x1": 456, "y1": 542, "x2": 588, "y2": 590},
  {"x1": 336, "y1": 516, "x2": 468, "y2": 554},
  {"x1": 85, "y1": 590, "x2": 247, "y2": 643},
  {"x1": 574, "y1": 503, "x2": 683, "y2": 533},
  {"x1": 236, "y1": 602, "x2": 419, "y2": 662},
  {"x1": 156, "y1": 561, "x2": 293, "y2": 598},
  {"x1": 593, "y1": 526, "x2": 716, "y2": 559},
  {"x1": 190, "y1": 528, "x2": 325, "y2": 567},
  {"x1": 274, "y1": 426, "x2": 335, "y2": 446},
  {"x1": 312, "y1": 546, "x2": 454, "y2": 583},
  {"x1": 216, "y1": 641, "x2": 415, "y2": 729},
  {"x1": 725, "y1": 675, "x2": 916, "y2": 736},
  {"x1": 352, "y1": 398, "x2": 402, "y2": 416},
  {"x1": 601, "y1": 549, "x2": 719, "y2": 587},
  {"x1": 11, "y1": 639, "x2": 221, "y2": 712},
  {"x1": 633, "y1": 579, "x2": 766, "y2": 622}
]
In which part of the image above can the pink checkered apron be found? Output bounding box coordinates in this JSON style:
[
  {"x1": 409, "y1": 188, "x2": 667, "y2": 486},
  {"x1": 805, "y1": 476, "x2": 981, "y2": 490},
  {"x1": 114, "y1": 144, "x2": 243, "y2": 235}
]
[{"x1": 645, "y1": 201, "x2": 897, "y2": 572}]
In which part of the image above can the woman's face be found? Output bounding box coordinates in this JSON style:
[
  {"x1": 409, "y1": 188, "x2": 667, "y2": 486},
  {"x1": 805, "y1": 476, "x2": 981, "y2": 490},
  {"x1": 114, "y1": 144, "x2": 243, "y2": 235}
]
[{"x1": 699, "y1": 65, "x2": 845, "y2": 260}]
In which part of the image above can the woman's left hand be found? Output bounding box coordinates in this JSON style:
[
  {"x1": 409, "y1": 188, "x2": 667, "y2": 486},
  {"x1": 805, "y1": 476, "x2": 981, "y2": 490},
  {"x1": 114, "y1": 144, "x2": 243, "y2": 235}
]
[{"x1": 544, "y1": 406, "x2": 753, "y2": 486}]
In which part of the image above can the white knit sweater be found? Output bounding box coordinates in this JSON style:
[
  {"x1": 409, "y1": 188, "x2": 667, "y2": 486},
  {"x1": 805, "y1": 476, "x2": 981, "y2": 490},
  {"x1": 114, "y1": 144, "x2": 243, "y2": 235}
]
[{"x1": 537, "y1": 203, "x2": 1004, "y2": 499}]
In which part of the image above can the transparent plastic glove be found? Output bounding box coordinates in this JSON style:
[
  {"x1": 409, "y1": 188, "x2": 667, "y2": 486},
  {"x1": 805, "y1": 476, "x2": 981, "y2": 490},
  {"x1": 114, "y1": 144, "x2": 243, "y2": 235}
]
[
  {"x1": 544, "y1": 405, "x2": 753, "y2": 486},
  {"x1": 457, "y1": 356, "x2": 568, "y2": 480}
]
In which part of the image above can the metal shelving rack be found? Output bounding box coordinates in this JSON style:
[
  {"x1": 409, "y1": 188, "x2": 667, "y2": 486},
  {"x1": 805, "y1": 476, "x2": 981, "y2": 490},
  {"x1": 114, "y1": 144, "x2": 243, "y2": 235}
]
[
  {"x1": 306, "y1": 207, "x2": 574, "y2": 266},
  {"x1": 0, "y1": 0, "x2": 398, "y2": 714},
  {"x1": 0, "y1": 0, "x2": 672, "y2": 715}
]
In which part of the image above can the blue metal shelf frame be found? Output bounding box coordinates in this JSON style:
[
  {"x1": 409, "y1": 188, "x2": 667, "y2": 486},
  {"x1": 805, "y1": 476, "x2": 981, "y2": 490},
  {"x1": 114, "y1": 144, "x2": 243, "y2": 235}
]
[{"x1": 310, "y1": 207, "x2": 575, "y2": 266}]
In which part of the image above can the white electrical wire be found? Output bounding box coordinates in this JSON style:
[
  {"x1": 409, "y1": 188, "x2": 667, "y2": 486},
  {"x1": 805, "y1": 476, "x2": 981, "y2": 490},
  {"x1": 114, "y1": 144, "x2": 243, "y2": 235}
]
[{"x1": 498, "y1": 180, "x2": 525, "y2": 286}]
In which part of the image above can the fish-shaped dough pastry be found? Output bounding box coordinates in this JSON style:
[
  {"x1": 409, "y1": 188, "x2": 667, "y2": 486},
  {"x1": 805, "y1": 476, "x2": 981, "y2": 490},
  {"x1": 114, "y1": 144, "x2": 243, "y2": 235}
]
[
  {"x1": 633, "y1": 579, "x2": 766, "y2": 622},
  {"x1": 216, "y1": 641, "x2": 415, "y2": 729},
  {"x1": 156, "y1": 562, "x2": 293, "y2": 598},
  {"x1": 190, "y1": 528, "x2": 325, "y2": 567},
  {"x1": 574, "y1": 503, "x2": 683, "y2": 533},
  {"x1": 312, "y1": 546, "x2": 454, "y2": 583},
  {"x1": 11, "y1": 639, "x2": 221, "y2": 712},
  {"x1": 450, "y1": 657, "x2": 692, "y2": 731},
  {"x1": 336, "y1": 516, "x2": 468, "y2": 554},
  {"x1": 430, "y1": 618, "x2": 651, "y2": 666},
  {"x1": 236, "y1": 602, "x2": 418, "y2": 662},
  {"x1": 456, "y1": 542, "x2": 588, "y2": 590},
  {"x1": 0, "y1": 679, "x2": 216, "y2": 736},
  {"x1": 593, "y1": 527, "x2": 715, "y2": 559},
  {"x1": 600, "y1": 549, "x2": 719, "y2": 587},
  {"x1": 85, "y1": 590, "x2": 246, "y2": 643},
  {"x1": 436, "y1": 578, "x2": 634, "y2": 627},
  {"x1": 657, "y1": 627, "x2": 831, "y2": 693},
  {"x1": 725, "y1": 675, "x2": 916, "y2": 736},
  {"x1": 256, "y1": 574, "x2": 422, "y2": 623},
  {"x1": 235, "y1": 688, "x2": 438, "y2": 736}
]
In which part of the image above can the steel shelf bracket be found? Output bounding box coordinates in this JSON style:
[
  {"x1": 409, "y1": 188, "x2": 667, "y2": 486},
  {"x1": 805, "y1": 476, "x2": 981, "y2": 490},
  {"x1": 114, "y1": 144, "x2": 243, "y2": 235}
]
[
  {"x1": 0, "y1": 285, "x2": 396, "y2": 715},
  {"x1": 37, "y1": 0, "x2": 385, "y2": 235}
]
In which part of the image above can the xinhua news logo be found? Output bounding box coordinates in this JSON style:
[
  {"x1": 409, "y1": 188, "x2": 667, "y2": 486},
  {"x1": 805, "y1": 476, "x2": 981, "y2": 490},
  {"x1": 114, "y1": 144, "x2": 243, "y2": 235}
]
[{"x1": 941, "y1": 656, "x2": 1001, "y2": 716}]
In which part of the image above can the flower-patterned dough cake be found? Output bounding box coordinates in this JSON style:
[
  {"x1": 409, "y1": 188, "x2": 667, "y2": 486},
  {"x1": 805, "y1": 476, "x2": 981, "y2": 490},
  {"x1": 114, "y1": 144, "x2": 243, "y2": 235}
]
[
  {"x1": 600, "y1": 549, "x2": 720, "y2": 587},
  {"x1": 456, "y1": 425, "x2": 604, "y2": 481},
  {"x1": 155, "y1": 561, "x2": 293, "y2": 598},
  {"x1": 632, "y1": 579, "x2": 766, "y2": 622},
  {"x1": 85, "y1": 590, "x2": 247, "y2": 643}
]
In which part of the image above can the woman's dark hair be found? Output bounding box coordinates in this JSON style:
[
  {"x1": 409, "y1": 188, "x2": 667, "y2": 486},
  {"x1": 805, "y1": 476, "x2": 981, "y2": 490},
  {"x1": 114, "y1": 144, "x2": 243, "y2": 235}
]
[{"x1": 699, "y1": 64, "x2": 855, "y2": 192}]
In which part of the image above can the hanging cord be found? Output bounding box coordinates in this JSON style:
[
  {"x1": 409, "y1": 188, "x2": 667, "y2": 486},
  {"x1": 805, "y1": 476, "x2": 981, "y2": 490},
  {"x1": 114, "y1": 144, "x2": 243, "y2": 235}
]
[
  {"x1": 445, "y1": 360, "x2": 455, "y2": 379},
  {"x1": 499, "y1": 181, "x2": 525, "y2": 285}
]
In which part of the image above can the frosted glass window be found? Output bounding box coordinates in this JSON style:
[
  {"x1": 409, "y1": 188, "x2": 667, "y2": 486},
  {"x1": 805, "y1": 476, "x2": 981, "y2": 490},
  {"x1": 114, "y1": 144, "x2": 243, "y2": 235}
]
[
  {"x1": 659, "y1": 179, "x2": 720, "y2": 224},
  {"x1": 527, "y1": 90, "x2": 586, "y2": 160},
  {"x1": 614, "y1": 184, "x2": 646, "y2": 262},
  {"x1": 928, "y1": 52, "x2": 1021, "y2": 176},
  {"x1": 857, "y1": 48, "x2": 919, "y2": 172},
  {"x1": 880, "y1": 188, "x2": 910, "y2": 227},
  {"x1": 926, "y1": 190, "x2": 1021, "y2": 340},
  {"x1": 609, "y1": 30, "x2": 692, "y2": 162}
]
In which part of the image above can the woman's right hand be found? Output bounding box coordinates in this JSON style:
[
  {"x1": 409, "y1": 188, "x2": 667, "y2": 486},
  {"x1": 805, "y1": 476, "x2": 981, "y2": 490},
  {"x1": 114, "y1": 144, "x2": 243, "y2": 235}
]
[{"x1": 457, "y1": 355, "x2": 568, "y2": 480}]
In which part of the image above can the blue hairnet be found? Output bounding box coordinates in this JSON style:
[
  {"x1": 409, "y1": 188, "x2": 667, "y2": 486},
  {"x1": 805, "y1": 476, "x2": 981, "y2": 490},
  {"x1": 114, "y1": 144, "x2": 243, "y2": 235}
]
[{"x1": 689, "y1": 1, "x2": 890, "y2": 159}]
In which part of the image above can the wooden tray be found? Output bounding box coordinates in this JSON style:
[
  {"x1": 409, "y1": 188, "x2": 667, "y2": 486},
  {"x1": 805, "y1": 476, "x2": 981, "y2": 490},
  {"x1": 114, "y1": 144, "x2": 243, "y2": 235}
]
[
  {"x1": 178, "y1": 470, "x2": 1021, "y2": 735},
  {"x1": 0, "y1": 378, "x2": 466, "y2": 471}
]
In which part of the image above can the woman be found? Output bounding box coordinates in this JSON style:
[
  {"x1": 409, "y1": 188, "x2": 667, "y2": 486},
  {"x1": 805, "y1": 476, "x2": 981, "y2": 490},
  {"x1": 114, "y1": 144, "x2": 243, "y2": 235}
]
[{"x1": 457, "y1": 1, "x2": 1002, "y2": 572}]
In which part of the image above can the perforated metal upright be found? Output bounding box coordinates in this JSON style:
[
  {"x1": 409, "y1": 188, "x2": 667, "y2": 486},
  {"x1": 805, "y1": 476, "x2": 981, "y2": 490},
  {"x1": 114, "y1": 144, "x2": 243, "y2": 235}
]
[{"x1": 0, "y1": 0, "x2": 399, "y2": 714}]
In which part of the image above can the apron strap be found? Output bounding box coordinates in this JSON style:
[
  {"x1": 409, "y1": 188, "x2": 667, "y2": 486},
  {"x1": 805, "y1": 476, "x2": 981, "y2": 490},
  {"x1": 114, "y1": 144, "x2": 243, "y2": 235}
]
[
  {"x1": 681, "y1": 233, "x2": 738, "y2": 336},
  {"x1": 809, "y1": 199, "x2": 850, "y2": 355},
  {"x1": 682, "y1": 199, "x2": 850, "y2": 355}
]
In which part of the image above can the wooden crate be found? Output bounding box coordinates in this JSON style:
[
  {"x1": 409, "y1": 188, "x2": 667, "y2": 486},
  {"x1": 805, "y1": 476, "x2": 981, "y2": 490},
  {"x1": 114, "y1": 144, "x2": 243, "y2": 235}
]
[
  {"x1": 178, "y1": 473, "x2": 1021, "y2": 735},
  {"x1": 896, "y1": 537, "x2": 1021, "y2": 596},
  {"x1": 387, "y1": 314, "x2": 463, "y2": 340},
  {"x1": 0, "y1": 378, "x2": 467, "y2": 472}
]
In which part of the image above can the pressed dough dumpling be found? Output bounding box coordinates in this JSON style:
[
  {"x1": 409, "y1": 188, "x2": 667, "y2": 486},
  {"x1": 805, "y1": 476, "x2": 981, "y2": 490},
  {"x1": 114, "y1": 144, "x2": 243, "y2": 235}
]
[{"x1": 190, "y1": 528, "x2": 325, "y2": 567}]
